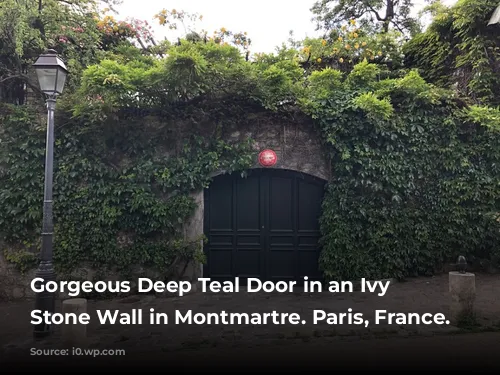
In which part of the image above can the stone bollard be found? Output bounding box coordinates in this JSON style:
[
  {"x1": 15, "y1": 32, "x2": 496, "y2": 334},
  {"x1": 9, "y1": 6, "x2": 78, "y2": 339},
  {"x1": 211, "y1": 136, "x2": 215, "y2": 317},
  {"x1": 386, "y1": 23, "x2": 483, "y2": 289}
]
[
  {"x1": 449, "y1": 271, "x2": 475, "y2": 325},
  {"x1": 61, "y1": 298, "x2": 88, "y2": 347}
]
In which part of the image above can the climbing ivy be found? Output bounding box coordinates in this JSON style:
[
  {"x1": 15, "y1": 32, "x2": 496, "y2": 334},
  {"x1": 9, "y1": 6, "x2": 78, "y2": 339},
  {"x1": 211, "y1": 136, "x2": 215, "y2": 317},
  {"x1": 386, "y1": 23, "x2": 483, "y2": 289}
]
[
  {"x1": 0, "y1": 35, "x2": 300, "y2": 278},
  {"x1": 403, "y1": 0, "x2": 500, "y2": 106},
  {"x1": 0, "y1": 1, "x2": 499, "y2": 282},
  {"x1": 301, "y1": 61, "x2": 500, "y2": 280},
  {"x1": 0, "y1": 103, "x2": 254, "y2": 276}
]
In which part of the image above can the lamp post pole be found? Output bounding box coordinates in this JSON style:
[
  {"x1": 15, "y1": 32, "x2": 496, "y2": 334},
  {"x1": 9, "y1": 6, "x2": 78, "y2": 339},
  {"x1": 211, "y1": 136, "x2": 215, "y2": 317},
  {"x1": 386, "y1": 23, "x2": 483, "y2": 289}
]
[{"x1": 33, "y1": 97, "x2": 57, "y2": 339}]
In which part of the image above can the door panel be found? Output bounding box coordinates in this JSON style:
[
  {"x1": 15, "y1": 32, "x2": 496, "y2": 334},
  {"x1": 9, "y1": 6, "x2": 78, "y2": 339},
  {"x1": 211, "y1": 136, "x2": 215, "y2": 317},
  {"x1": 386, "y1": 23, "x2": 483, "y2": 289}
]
[
  {"x1": 208, "y1": 175, "x2": 233, "y2": 231},
  {"x1": 204, "y1": 169, "x2": 325, "y2": 282},
  {"x1": 269, "y1": 176, "x2": 293, "y2": 231},
  {"x1": 236, "y1": 176, "x2": 260, "y2": 230}
]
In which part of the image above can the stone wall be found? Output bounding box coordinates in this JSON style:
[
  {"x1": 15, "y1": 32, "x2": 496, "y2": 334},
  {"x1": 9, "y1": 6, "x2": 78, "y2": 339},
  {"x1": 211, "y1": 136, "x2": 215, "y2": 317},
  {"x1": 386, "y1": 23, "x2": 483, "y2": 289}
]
[
  {"x1": 181, "y1": 191, "x2": 204, "y2": 282},
  {"x1": 0, "y1": 114, "x2": 330, "y2": 300},
  {"x1": 222, "y1": 113, "x2": 330, "y2": 181},
  {"x1": 0, "y1": 255, "x2": 36, "y2": 300}
]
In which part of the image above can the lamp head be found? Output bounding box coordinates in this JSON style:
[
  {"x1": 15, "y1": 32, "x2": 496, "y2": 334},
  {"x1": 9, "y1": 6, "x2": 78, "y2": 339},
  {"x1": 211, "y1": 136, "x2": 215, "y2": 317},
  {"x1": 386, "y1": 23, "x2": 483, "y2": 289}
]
[
  {"x1": 488, "y1": 5, "x2": 500, "y2": 26},
  {"x1": 33, "y1": 49, "x2": 68, "y2": 97}
]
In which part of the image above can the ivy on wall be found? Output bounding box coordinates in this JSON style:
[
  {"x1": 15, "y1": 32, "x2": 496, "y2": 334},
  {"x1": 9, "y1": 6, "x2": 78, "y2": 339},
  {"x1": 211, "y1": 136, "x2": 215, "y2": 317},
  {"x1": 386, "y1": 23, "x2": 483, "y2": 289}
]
[
  {"x1": 0, "y1": 37, "x2": 301, "y2": 278},
  {"x1": 1, "y1": 54, "x2": 500, "y2": 281},
  {"x1": 0, "y1": 103, "x2": 254, "y2": 276},
  {"x1": 403, "y1": 0, "x2": 500, "y2": 106},
  {"x1": 0, "y1": 0, "x2": 499, "y2": 282},
  {"x1": 301, "y1": 62, "x2": 500, "y2": 280}
]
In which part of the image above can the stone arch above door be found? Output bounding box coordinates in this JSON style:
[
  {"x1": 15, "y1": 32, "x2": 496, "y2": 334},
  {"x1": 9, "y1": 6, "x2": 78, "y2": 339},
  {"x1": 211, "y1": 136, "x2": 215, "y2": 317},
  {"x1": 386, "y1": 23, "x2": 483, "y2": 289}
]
[{"x1": 223, "y1": 117, "x2": 331, "y2": 181}]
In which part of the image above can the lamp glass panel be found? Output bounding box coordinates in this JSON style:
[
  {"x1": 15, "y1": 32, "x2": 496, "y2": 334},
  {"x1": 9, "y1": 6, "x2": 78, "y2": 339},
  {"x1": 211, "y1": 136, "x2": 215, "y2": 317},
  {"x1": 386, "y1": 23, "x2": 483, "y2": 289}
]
[
  {"x1": 35, "y1": 68, "x2": 57, "y2": 94},
  {"x1": 55, "y1": 67, "x2": 67, "y2": 94}
]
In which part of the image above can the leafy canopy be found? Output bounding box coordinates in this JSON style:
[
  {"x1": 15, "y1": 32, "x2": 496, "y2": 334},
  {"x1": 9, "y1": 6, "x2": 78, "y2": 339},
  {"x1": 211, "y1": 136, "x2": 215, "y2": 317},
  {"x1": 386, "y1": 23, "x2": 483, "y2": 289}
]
[
  {"x1": 311, "y1": 0, "x2": 420, "y2": 35},
  {"x1": 404, "y1": 0, "x2": 500, "y2": 106}
]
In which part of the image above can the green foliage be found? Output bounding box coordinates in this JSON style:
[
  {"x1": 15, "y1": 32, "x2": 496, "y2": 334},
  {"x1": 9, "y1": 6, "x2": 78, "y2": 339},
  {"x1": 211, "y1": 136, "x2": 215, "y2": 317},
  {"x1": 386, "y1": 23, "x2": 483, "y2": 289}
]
[
  {"x1": 345, "y1": 59, "x2": 381, "y2": 88},
  {"x1": 311, "y1": 0, "x2": 420, "y2": 35},
  {"x1": 404, "y1": 0, "x2": 500, "y2": 106},
  {"x1": 301, "y1": 63, "x2": 500, "y2": 280},
  {"x1": 1, "y1": 34, "x2": 300, "y2": 278},
  {"x1": 0, "y1": 0, "x2": 155, "y2": 104},
  {"x1": 307, "y1": 68, "x2": 343, "y2": 99},
  {"x1": 0, "y1": 1, "x2": 499, "y2": 284},
  {"x1": 353, "y1": 92, "x2": 394, "y2": 120},
  {"x1": 462, "y1": 105, "x2": 500, "y2": 131},
  {"x1": 0, "y1": 0, "x2": 108, "y2": 102},
  {"x1": 72, "y1": 40, "x2": 303, "y2": 117},
  {"x1": 284, "y1": 22, "x2": 405, "y2": 74},
  {"x1": 3, "y1": 247, "x2": 38, "y2": 274},
  {"x1": 0, "y1": 103, "x2": 254, "y2": 275}
]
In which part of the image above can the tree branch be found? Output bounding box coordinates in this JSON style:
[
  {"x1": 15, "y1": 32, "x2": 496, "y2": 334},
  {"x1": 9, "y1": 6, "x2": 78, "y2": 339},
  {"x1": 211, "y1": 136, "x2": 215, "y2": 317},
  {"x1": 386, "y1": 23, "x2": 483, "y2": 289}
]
[
  {"x1": 392, "y1": 20, "x2": 406, "y2": 34},
  {"x1": 0, "y1": 73, "x2": 31, "y2": 84},
  {"x1": 367, "y1": 4, "x2": 385, "y2": 22},
  {"x1": 136, "y1": 37, "x2": 148, "y2": 51}
]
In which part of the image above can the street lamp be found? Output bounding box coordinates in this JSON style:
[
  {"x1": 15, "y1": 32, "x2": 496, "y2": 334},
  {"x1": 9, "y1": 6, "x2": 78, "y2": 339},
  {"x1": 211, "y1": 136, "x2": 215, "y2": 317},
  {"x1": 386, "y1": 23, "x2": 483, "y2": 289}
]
[
  {"x1": 32, "y1": 49, "x2": 68, "y2": 339},
  {"x1": 488, "y1": 4, "x2": 500, "y2": 25}
]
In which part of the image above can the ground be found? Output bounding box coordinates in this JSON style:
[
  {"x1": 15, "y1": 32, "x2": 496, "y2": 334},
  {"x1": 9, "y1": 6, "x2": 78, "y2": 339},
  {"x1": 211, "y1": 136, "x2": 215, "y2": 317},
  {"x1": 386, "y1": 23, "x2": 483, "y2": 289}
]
[{"x1": 1, "y1": 273, "x2": 499, "y2": 359}]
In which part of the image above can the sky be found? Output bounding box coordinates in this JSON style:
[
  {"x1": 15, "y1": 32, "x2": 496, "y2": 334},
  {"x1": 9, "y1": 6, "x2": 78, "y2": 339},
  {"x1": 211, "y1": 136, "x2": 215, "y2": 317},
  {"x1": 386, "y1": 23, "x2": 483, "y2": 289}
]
[{"x1": 113, "y1": 0, "x2": 459, "y2": 54}]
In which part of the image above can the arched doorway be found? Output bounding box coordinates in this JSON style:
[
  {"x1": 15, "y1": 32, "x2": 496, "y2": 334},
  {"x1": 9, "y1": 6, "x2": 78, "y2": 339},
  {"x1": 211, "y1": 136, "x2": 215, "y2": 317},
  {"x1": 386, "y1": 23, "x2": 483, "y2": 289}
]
[{"x1": 203, "y1": 168, "x2": 326, "y2": 283}]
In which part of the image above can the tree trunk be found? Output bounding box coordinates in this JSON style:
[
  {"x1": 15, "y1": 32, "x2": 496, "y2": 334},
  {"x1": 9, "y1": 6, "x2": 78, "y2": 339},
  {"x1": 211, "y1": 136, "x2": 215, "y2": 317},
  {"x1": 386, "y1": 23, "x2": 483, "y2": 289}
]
[{"x1": 383, "y1": 0, "x2": 395, "y2": 32}]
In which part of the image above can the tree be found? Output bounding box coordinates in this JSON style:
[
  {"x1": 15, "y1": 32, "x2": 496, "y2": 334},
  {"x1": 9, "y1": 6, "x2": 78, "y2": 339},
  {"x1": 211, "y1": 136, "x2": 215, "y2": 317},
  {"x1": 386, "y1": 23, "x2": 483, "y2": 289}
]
[
  {"x1": 0, "y1": 0, "x2": 101, "y2": 103},
  {"x1": 0, "y1": 0, "x2": 135, "y2": 104},
  {"x1": 310, "y1": 0, "x2": 420, "y2": 35},
  {"x1": 264, "y1": 20, "x2": 404, "y2": 76},
  {"x1": 404, "y1": 0, "x2": 500, "y2": 106}
]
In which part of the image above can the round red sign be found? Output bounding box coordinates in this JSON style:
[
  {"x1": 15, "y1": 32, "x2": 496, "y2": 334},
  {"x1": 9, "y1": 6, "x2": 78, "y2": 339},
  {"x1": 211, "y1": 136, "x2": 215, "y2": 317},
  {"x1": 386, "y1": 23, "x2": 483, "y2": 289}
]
[{"x1": 258, "y1": 149, "x2": 277, "y2": 167}]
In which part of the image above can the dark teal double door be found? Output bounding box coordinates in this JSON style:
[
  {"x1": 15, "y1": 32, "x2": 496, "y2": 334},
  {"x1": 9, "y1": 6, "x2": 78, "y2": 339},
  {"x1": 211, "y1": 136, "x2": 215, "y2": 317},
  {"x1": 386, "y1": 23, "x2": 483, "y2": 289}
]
[{"x1": 203, "y1": 169, "x2": 325, "y2": 283}]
